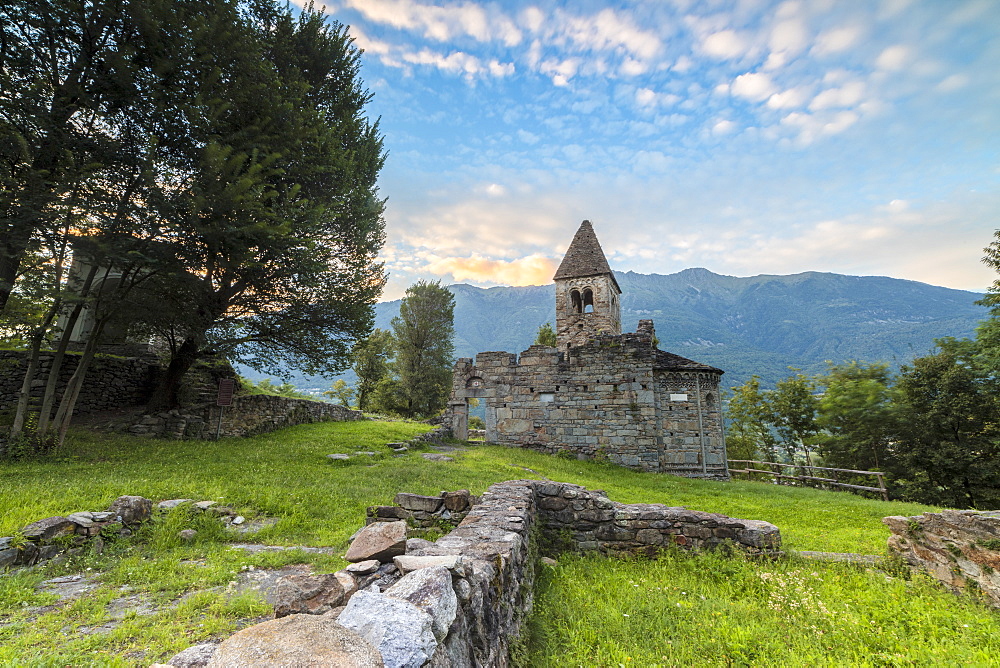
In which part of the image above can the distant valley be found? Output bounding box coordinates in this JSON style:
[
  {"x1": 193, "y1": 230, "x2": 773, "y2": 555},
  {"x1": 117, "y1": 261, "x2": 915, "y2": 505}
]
[{"x1": 241, "y1": 268, "x2": 988, "y2": 394}]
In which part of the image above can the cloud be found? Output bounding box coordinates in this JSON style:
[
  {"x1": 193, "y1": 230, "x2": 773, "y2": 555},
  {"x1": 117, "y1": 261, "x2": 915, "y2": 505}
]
[
  {"x1": 700, "y1": 30, "x2": 752, "y2": 60},
  {"x1": 422, "y1": 253, "x2": 558, "y2": 286},
  {"x1": 809, "y1": 81, "x2": 866, "y2": 110},
  {"x1": 731, "y1": 72, "x2": 778, "y2": 102},
  {"x1": 351, "y1": 26, "x2": 513, "y2": 78},
  {"x1": 767, "y1": 86, "x2": 810, "y2": 109},
  {"x1": 812, "y1": 25, "x2": 863, "y2": 56},
  {"x1": 555, "y1": 8, "x2": 662, "y2": 60},
  {"x1": 342, "y1": 0, "x2": 522, "y2": 46},
  {"x1": 876, "y1": 45, "x2": 913, "y2": 71}
]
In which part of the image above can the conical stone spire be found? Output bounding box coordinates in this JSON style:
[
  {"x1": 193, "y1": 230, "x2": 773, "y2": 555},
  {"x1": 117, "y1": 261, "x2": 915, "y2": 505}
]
[{"x1": 553, "y1": 220, "x2": 620, "y2": 291}]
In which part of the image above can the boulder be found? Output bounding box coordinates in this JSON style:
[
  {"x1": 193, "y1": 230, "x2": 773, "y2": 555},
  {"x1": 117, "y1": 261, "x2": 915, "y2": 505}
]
[
  {"x1": 107, "y1": 495, "x2": 152, "y2": 526},
  {"x1": 206, "y1": 614, "x2": 383, "y2": 667},
  {"x1": 346, "y1": 520, "x2": 407, "y2": 563},
  {"x1": 338, "y1": 590, "x2": 437, "y2": 668},
  {"x1": 386, "y1": 566, "x2": 457, "y2": 641},
  {"x1": 168, "y1": 642, "x2": 219, "y2": 667},
  {"x1": 271, "y1": 573, "x2": 346, "y2": 617},
  {"x1": 394, "y1": 493, "x2": 442, "y2": 513},
  {"x1": 347, "y1": 559, "x2": 381, "y2": 575},
  {"x1": 21, "y1": 517, "x2": 75, "y2": 542},
  {"x1": 442, "y1": 490, "x2": 471, "y2": 512}
]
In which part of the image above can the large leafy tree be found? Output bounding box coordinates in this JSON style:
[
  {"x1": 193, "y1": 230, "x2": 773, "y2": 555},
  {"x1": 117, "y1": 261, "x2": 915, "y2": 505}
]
[
  {"x1": 386, "y1": 280, "x2": 455, "y2": 418},
  {"x1": 133, "y1": 3, "x2": 386, "y2": 408},
  {"x1": 814, "y1": 361, "x2": 895, "y2": 473},
  {"x1": 350, "y1": 328, "x2": 393, "y2": 412}
]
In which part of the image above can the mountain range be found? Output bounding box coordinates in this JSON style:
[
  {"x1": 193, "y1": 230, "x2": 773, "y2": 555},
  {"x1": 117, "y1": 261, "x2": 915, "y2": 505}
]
[{"x1": 242, "y1": 269, "x2": 988, "y2": 394}]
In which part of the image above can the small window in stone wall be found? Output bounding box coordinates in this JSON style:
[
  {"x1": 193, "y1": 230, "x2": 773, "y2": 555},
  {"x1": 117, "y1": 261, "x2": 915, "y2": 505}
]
[
  {"x1": 571, "y1": 289, "x2": 583, "y2": 313},
  {"x1": 583, "y1": 287, "x2": 594, "y2": 313},
  {"x1": 670, "y1": 393, "x2": 688, "y2": 401},
  {"x1": 539, "y1": 392, "x2": 555, "y2": 402}
]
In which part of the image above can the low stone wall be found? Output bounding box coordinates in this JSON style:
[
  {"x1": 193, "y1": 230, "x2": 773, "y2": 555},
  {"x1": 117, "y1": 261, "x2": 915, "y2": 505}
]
[
  {"x1": 125, "y1": 394, "x2": 364, "y2": 439},
  {"x1": 337, "y1": 480, "x2": 780, "y2": 666},
  {"x1": 884, "y1": 510, "x2": 1000, "y2": 608},
  {"x1": 0, "y1": 349, "x2": 156, "y2": 415}
]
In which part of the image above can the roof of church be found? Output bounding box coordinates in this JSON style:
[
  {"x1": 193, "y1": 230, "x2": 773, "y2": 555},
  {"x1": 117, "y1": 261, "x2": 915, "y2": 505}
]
[
  {"x1": 653, "y1": 349, "x2": 724, "y2": 374},
  {"x1": 553, "y1": 220, "x2": 621, "y2": 292}
]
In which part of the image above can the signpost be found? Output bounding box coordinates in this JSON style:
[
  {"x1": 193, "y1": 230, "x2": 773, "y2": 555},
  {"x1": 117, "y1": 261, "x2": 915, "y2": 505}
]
[{"x1": 216, "y1": 378, "x2": 236, "y2": 439}]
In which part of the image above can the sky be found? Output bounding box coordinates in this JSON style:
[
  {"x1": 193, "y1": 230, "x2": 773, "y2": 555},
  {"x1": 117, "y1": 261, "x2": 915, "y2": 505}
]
[{"x1": 293, "y1": 0, "x2": 1000, "y2": 300}]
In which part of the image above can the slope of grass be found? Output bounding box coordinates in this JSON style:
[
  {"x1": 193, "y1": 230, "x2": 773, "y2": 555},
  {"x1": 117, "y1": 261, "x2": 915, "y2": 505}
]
[{"x1": 0, "y1": 420, "x2": 978, "y2": 665}]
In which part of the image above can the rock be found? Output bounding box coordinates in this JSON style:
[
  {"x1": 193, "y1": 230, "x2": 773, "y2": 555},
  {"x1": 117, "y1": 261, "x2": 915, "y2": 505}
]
[
  {"x1": 328, "y1": 453, "x2": 351, "y2": 461},
  {"x1": 168, "y1": 642, "x2": 219, "y2": 667},
  {"x1": 91, "y1": 511, "x2": 114, "y2": 522},
  {"x1": 107, "y1": 495, "x2": 152, "y2": 526},
  {"x1": 338, "y1": 590, "x2": 437, "y2": 668},
  {"x1": 231, "y1": 516, "x2": 245, "y2": 525},
  {"x1": 394, "y1": 493, "x2": 442, "y2": 513},
  {"x1": 347, "y1": 560, "x2": 381, "y2": 575},
  {"x1": 355, "y1": 451, "x2": 377, "y2": 456},
  {"x1": 387, "y1": 566, "x2": 457, "y2": 642},
  {"x1": 442, "y1": 490, "x2": 471, "y2": 512},
  {"x1": 0, "y1": 547, "x2": 18, "y2": 569},
  {"x1": 22, "y1": 517, "x2": 76, "y2": 542},
  {"x1": 66, "y1": 512, "x2": 95, "y2": 528},
  {"x1": 420, "y1": 453, "x2": 453, "y2": 462},
  {"x1": 345, "y1": 520, "x2": 407, "y2": 563},
  {"x1": 271, "y1": 573, "x2": 346, "y2": 617},
  {"x1": 406, "y1": 538, "x2": 435, "y2": 551},
  {"x1": 393, "y1": 555, "x2": 463, "y2": 574},
  {"x1": 178, "y1": 529, "x2": 198, "y2": 541},
  {"x1": 158, "y1": 499, "x2": 194, "y2": 510},
  {"x1": 540, "y1": 557, "x2": 558, "y2": 567},
  {"x1": 335, "y1": 570, "x2": 359, "y2": 598},
  {"x1": 194, "y1": 501, "x2": 217, "y2": 510},
  {"x1": 206, "y1": 614, "x2": 383, "y2": 668}
]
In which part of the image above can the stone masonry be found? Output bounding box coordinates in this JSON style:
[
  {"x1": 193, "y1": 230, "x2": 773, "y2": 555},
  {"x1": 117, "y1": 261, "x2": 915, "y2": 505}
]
[{"x1": 446, "y1": 221, "x2": 728, "y2": 479}]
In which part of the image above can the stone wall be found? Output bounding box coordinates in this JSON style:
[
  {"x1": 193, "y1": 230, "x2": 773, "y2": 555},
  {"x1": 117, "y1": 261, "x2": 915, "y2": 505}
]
[
  {"x1": 330, "y1": 480, "x2": 781, "y2": 667},
  {"x1": 884, "y1": 510, "x2": 1000, "y2": 608},
  {"x1": 0, "y1": 350, "x2": 156, "y2": 415},
  {"x1": 125, "y1": 394, "x2": 364, "y2": 439},
  {"x1": 446, "y1": 326, "x2": 727, "y2": 478}
]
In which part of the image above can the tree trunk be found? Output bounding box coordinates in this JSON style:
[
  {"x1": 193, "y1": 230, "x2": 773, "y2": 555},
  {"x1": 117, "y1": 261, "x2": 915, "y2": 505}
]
[
  {"x1": 36, "y1": 265, "x2": 99, "y2": 435},
  {"x1": 146, "y1": 336, "x2": 202, "y2": 411},
  {"x1": 52, "y1": 317, "x2": 107, "y2": 448},
  {"x1": 9, "y1": 298, "x2": 62, "y2": 438}
]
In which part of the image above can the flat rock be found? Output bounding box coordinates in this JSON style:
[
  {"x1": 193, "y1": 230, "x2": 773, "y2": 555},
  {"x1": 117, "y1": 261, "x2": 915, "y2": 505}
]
[
  {"x1": 271, "y1": 573, "x2": 346, "y2": 617},
  {"x1": 347, "y1": 560, "x2": 381, "y2": 575},
  {"x1": 405, "y1": 538, "x2": 434, "y2": 551},
  {"x1": 206, "y1": 614, "x2": 383, "y2": 668},
  {"x1": 22, "y1": 517, "x2": 76, "y2": 542},
  {"x1": 386, "y1": 566, "x2": 457, "y2": 642},
  {"x1": 338, "y1": 590, "x2": 436, "y2": 668},
  {"x1": 394, "y1": 493, "x2": 442, "y2": 513},
  {"x1": 345, "y1": 520, "x2": 407, "y2": 563},
  {"x1": 328, "y1": 453, "x2": 351, "y2": 461},
  {"x1": 420, "y1": 453, "x2": 453, "y2": 462},
  {"x1": 393, "y1": 555, "x2": 463, "y2": 574},
  {"x1": 158, "y1": 499, "x2": 194, "y2": 510}
]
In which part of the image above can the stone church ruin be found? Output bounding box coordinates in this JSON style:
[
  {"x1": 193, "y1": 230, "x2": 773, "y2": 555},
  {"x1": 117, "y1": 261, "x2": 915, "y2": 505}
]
[{"x1": 446, "y1": 220, "x2": 729, "y2": 479}]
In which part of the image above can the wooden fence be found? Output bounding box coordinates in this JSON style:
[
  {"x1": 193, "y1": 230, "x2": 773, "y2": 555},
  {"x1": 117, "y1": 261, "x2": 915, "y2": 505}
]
[{"x1": 727, "y1": 460, "x2": 889, "y2": 501}]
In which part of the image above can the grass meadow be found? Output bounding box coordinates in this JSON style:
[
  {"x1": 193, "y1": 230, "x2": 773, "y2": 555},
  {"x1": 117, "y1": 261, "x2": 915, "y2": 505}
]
[{"x1": 1, "y1": 420, "x2": 997, "y2": 666}]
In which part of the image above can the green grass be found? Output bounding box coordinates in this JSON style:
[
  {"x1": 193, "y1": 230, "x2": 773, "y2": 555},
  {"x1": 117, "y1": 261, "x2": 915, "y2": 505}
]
[
  {"x1": 0, "y1": 421, "x2": 983, "y2": 665},
  {"x1": 521, "y1": 551, "x2": 1000, "y2": 667}
]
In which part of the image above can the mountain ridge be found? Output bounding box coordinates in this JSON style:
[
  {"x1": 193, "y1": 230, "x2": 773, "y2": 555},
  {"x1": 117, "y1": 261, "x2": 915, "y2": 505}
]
[{"x1": 242, "y1": 268, "x2": 988, "y2": 393}]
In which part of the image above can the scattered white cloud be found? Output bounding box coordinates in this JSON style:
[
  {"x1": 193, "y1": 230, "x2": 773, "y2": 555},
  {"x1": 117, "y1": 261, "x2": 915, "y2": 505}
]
[
  {"x1": 700, "y1": 30, "x2": 752, "y2": 60},
  {"x1": 812, "y1": 25, "x2": 863, "y2": 56},
  {"x1": 731, "y1": 72, "x2": 778, "y2": 102},
  {"x1": 767, "y1": 86, "x2": 809, "y2": 109},
  {"x1": 809, "y1": 81, "x2": 866, "y2": 110},
  {"x1": 342, "y1": 0, "x2": 522, "y2": 46},
  {"x1": 422, "y1": 253, "x2": 558, "y2": 286},
  {"x1": 713, "y1": 119, "x2": 737, "y2": 135},
  {"x1": 876, "y1": 45, "x2": 913, "y2": 71}
]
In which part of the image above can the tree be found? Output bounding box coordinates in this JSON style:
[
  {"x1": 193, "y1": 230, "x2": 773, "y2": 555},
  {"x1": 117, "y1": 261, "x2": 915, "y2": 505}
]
[
  {"x1": 136, "y1": 2, "x2": 386, "y2": 409},
  {"x1": 726, "y1": 376, "x2": 778, "y2": 461},
  {"x1": 892, "y1": 338, "x2": 1000, "y2": 508},
  {"x1": 814, "y1": 361, "x2": 896, "y2": 473},
  {"x1": 388, "y1": 280, "x2": 455, "y2": 418},
  {"x1": 351, "y1": 329, "x2": 393, "y2": 412},
  {"x1": 534, "y1": 322, "x2": 557, "y2": 347},
  {"x1": 324, "y1": 379, "x2": 356, "y2": 408},
  {"x1": 768, "y1": 370, "x2": 820, "y2": 464}
]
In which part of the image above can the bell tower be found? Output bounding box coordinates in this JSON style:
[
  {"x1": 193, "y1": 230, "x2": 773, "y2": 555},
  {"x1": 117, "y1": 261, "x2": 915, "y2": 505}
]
[{"x1": 553, "y1": 220, "x2": 622, "y2": 349}]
